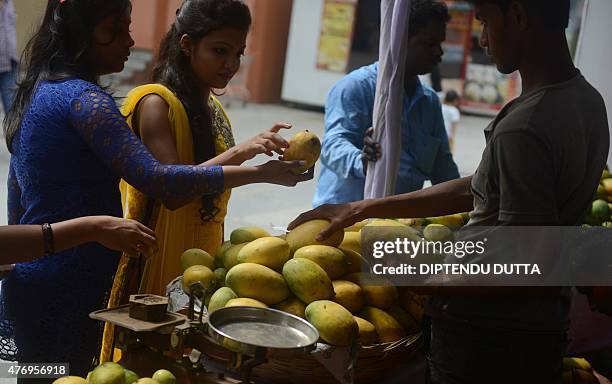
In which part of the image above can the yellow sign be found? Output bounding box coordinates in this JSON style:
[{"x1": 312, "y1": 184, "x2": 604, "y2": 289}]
[{"x1": 316, "y1": 0, "x2": 357, "y2": 73}]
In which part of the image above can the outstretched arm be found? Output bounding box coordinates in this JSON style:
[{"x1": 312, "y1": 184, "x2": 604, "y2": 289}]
[
  {"x1": 289, "y1": 176, "x2": 474, "y2": 239},
  {"x1": 69, "y1": 89, "x2": 310, "y2": 203},
  {"x1": 0, "y1": 216, "x2": 157, "y2": 265}
]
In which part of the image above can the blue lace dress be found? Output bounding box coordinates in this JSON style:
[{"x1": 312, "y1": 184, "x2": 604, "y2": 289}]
[{"x1": 1, "y1": 79, "x2": 224, "y2": 375}]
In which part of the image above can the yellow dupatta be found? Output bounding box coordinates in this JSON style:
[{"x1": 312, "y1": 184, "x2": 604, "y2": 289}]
[{"x1": 99, "y1": 84, "x2": 234, "y2": 363}]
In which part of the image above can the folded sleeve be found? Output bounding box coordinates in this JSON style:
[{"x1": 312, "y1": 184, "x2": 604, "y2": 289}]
[{"x1": 320, "y1": 80, "x2": 372, "y2": 179}]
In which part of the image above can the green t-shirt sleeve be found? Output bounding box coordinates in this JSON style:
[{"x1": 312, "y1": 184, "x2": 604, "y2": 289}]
[{"x1": 493, "y1": 131, "x2": 559, "y2": 224}]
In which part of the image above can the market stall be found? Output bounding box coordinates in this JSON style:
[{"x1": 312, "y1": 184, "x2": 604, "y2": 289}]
[{"x1": 87, "y1": 217, "x2": 432, "y2": 384}]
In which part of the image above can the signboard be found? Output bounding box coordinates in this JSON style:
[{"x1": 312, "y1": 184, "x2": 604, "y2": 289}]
[
  {"x1": 462, "y1": 64, "x2": 521, "y2": 114},
  {"x1": 316, "y1": 0, "x2": 358, "y2": 72}
]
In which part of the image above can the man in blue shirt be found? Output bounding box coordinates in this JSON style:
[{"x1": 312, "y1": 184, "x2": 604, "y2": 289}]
[{"x1": 313, "y1": 0, "x2": 460, "y2": 207}]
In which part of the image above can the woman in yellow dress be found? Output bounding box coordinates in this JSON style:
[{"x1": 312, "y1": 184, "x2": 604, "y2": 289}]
[{"x1": 100, "y1": 0, "x2": 309, "y2": 361}]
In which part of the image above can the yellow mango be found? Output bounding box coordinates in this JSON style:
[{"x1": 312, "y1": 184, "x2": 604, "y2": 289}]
[
  {"x1": 427, "y1": 214, "x2": 466, "y2": 230},
  {"x1": 213, "y1": 268, "x2": 227, "y2": 287},
  {"x1": 305, "y1": 300, "x2": 358, "y2": 346},
  {"x1": 603, "y1": 178, "x2": 612, "y2": 195},
  {"x1": 345, "y1": 273, "x2": 398, "y2": 309},
  {"x1": 53, "y1": 377, "x2": 87, "y2": 384},
  {"x1": 563, "y1": 357, "x2": 592, "y2": 371},
  {"x1": 222, "y1": 243, "x2": 248, "y2": 270},
  {"x1": 208, "y1": 287, "x2": 238, "y2": 313},
  {"x1": 365, "y1": 219, "x2": 406, "y2": 227},
  {"x1": 230, "y1": 226, "x2": 270, "y2": 245},
  {"x1": 344, "y1": 219, "x2": 369, "y2": 232},
  {"x1": 339, "y1": 231, "x2": 361, "y2": 254},
  {"x1": 273, "y1": 296, "x2": 306, "y2": 318},
  {"x1": 214, "y1": 241, "x2": 233, "y2": 268},
  {"x1": 286, "y1": 219, "x2": 344, "y2": 254},
  {"x1": 353, "y1": 316, "x2": 378, "y2": 346},
  {"x1": 225, "y1": 263, "x2": 289, "y2": 305},
  {"x1": 282, "y1": 130, "x2": 321, "y2": 174},
  {"x1": 293, "y1": 245, "x2": 347, "y2": 279},
  {"x1": 388, "y1": 305, "x2": 420, "y2": 334},
  {"x1": 180, "y1": 248, "x2": 214, "y2": 272},
  {"x1": 398, "y1": 288, "x2": 426, "y2": 323},
  {"x1": 332, "y1": 280, "x2": 364, "y2": 314},
  {"x1": 182, "y1": 265, "x2": 215, "y2": 295},
  {"x1": 360, "y1": 306, "x2": 406, "y2": 343},
  {"x1": 282, "y1": 258, "x2": 334, "y2": 304},
  {"x1": 225, "y1": 298, "x2": 268, "y2": 308},
  {"x1": 423, "y1": 224, "x2": 454, "y2": 242},
  {"x1": 237, "y1": 237, "x2": 290, "y2": 270},
  {"x1": 339, "y1": 247, "x2": 370, "y2": 274}
]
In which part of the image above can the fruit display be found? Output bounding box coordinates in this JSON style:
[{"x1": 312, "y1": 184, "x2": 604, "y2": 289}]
[
  {"x1": 53, "y1": 362, "x2": 176, "y2": 384},
  {"x1": 179, "y1": 204, "x2": 611, "y2": 360},
  {"x1": 181, "y1": 219, "x2": 434, "y2": 348},
  {"x1": 583, "y1": 169, "x2": 612, "y2": 227}
]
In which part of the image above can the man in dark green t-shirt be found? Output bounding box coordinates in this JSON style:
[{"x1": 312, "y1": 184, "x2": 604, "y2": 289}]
[{"x1": 289, "y1": 0, "x2": 610, "y2": 382}]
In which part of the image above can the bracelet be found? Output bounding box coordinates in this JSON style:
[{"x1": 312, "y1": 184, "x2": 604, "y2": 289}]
[{"x1": 41, "y1": 223, "x2": 55, "y2": 255}]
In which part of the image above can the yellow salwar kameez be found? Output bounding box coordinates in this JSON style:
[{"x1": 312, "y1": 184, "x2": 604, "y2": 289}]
[{"x1": 99, "y1": 84, "x2": 234, "y2": 362}]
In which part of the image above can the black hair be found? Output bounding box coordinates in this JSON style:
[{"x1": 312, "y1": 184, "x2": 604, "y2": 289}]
[
  {"x1": 468, "y1": 0, "x2": 570, "y2": 30},
  {"x1": 153, "y1": 0, "x2": 251, "y2": 221},
  {"x1": 3, "y1": 0, "x2": 131, "y2": 153},
  {"x1": 445, "y1": 90, "x2": 460, "y2": 103},
  {"x1": 409, "y1": 0, "x2": 451, "y2": 36}
]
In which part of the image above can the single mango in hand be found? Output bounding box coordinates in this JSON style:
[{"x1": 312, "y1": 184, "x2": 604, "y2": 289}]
[{"x1": 283, "y1": 130, "x2": 321, "y2": 174}]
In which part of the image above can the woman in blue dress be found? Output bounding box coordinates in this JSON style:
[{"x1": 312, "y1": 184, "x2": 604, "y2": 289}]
[{"x1": 1, "y1": 0, "x2": 311, "y2": 378}]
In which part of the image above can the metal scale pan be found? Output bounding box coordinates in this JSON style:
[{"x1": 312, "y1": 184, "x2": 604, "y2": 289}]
[{"x1": 204, "y1": 306, "x2": 319, "y2": 358}]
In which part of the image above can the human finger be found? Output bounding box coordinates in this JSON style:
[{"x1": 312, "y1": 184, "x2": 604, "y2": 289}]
[
  {"x1": 256, "y1": 144, "x2": 269, "y2": 154},
  {"x1": 283, "y1": 160, "x2": 307, "y2": 170},
  {"x1": 133, "y1": 220, "x2": 156, "y2": 237},
  {"x1": 315, "y1": 221, "x2": 342, "y2": 241},
  {"x1": 363, "y1": 147, "x2": 378, "y2": 162},
  {"x1": 269, "y1": 122, "x2": 293, "y2": 133},
  {"x1": 288, "y1": 209, "x2": 321, "y2": 230},
  {"x1": 363, "y1": 144, "x2": 377, "y2": 157},
  {"x1": 266, "y1": 132, "x2": 290, "y2": 148},
  {"x1": 296, "y1": 166, "x2": 315, "y2": 181},
  {"x1": 137, "y1": 232, "x2": 158, "y2": 253}
]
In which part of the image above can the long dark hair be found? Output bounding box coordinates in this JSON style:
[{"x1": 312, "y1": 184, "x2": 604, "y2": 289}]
[
  {"x1": 153, "y1": 0, "x2": 251, "y2": 220},
  {"x1": 3, "y1": 0, "x2": 131, "y2": 153}
]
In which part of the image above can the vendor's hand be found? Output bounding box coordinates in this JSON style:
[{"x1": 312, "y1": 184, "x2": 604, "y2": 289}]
[
  {"x1": 233, "y1": 122, "x2": 292, "y2": 164},
  {"x1": 256, "y1": 160, "x2": 314, "y2": 187},
  {"x1": 362, "y1": 127, "x2": 381, "y2": 175},
  {"x1": 288, "y1": 202, "x2": 364, "y2": 241},
  {"x1": 363, "y1": 127, "x2": 382, "y2": 161},
  {"x1": 92, "y1": 216, "x2": 158, "y2": 258}
]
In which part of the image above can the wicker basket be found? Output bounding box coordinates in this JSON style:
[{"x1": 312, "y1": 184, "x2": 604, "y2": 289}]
[{"x1": 250, "y1": 333, "x2": 423, "y2": 384}]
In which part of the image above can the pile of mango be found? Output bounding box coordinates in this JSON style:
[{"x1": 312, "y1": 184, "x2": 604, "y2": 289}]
[
  {"x1": 180, "y1": 219, "x2": 436, "y2": 347},
  {"x1": 52, "y1": 362, "x2": 176, "y2": 384},
  {"x1": 584, "y1": 169, "x2": 612, "y2": 227}
]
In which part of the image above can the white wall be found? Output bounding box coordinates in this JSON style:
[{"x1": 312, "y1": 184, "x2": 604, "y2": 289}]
[
  {"x1": 281, "y1": 0, "x2": 346, "y2": 106},
  {"x1": 574, "y1": 0, "x2": 612, "y2": 165}
]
